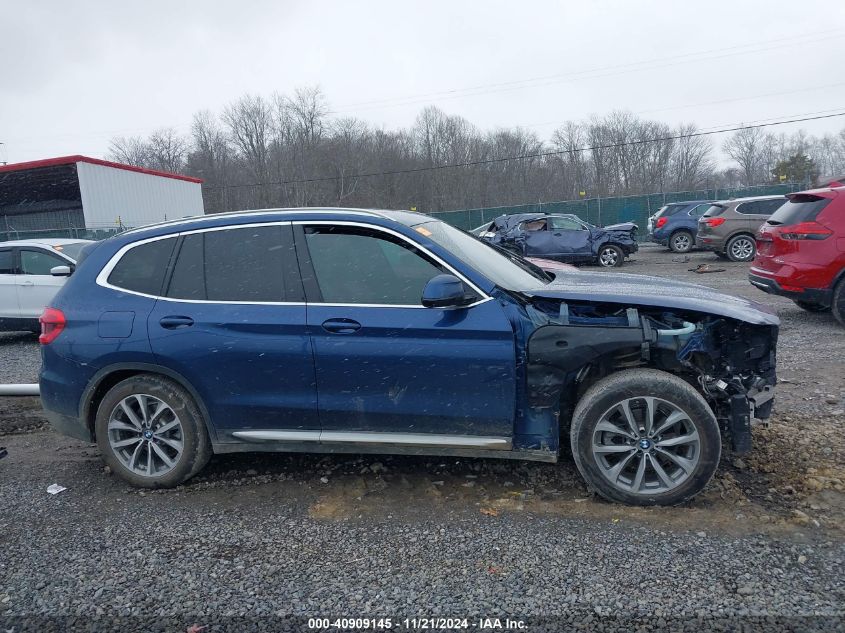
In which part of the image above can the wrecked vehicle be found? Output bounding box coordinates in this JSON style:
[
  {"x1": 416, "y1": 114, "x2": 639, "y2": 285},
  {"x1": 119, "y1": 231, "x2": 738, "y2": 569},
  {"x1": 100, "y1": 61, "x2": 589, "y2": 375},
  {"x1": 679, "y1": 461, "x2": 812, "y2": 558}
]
[
  {"x1": 473, "y1": 213, "x2": 638, "y2": 267},
  {"x1": 39, "y1": 209, "x2": 777, "y2": 505}
]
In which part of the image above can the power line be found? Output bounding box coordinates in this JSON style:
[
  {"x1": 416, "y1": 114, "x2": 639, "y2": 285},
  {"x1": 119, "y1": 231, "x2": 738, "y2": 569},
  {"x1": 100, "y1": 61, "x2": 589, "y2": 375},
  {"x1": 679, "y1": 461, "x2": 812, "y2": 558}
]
[
  {"x1": 203, "y1": 110, "x2": 845, "y2": 191},
  {"x1": 328, "y1": 30, "x2": 843, "y2": 114}
]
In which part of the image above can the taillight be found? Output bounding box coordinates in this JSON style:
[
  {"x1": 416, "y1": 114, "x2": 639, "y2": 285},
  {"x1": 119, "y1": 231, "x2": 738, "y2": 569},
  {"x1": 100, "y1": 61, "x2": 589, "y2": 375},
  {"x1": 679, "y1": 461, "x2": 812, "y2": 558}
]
[
  {"x1": 704, "y1": 217, "x2": 726, "y2": 227},
  {"x1": 777, "y1": 221, "x2": 833, "y2": 241},
  {"x1": 655, "y1": 217, "x2": 668, "y2": 228},
  {"x1": 39, "y1": 307, "x2": 66, "y2": 345}
]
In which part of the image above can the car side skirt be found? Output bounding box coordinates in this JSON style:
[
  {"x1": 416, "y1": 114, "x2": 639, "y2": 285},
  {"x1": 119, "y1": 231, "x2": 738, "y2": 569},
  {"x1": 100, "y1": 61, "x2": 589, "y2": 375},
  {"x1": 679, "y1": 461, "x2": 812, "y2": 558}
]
[
  {"x1": 231, "y1": 429, "x2": 512, "y2": 450},
  {"x1": 213, "y1": 438, "x2": 557, "y2": 462}
]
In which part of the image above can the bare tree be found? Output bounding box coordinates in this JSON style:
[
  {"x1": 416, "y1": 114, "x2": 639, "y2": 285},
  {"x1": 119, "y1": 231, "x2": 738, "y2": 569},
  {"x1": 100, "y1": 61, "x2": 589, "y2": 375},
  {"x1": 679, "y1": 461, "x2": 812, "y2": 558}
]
[
  {"x1": 108, "y1": 136, "x2": 150, "y2": 167},
  {"x1": 722, "y1": 127, "x2": 765, "y2": 185}
]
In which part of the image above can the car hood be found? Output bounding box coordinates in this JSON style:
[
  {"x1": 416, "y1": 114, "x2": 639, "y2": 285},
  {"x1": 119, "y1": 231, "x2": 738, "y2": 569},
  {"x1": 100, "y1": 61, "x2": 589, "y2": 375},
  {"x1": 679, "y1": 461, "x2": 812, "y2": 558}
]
[
  {"x1": 602, "y1": 221, "x2": 638, "y2": 232},
  {"x1": 522, "y1": 270, "x2": 779, "y2": 325}
]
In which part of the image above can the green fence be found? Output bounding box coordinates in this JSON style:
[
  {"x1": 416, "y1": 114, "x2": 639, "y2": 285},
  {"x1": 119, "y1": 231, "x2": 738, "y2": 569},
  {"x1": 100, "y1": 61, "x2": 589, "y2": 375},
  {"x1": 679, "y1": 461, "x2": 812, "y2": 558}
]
[{"x1": 429, "y1": 182, "x2": 810, "y2": 235}]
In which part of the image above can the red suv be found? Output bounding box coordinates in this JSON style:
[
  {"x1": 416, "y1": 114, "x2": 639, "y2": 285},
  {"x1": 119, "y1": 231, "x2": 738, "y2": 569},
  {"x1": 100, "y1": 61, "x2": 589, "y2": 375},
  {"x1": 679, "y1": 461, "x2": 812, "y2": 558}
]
[{"x1": 749, "y1": 185, "x2": 845, "y2": 325}]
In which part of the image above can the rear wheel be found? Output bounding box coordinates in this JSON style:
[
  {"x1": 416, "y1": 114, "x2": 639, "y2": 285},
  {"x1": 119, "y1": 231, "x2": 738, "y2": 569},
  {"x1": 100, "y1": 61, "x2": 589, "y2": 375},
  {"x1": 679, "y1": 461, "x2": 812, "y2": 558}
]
[
  {"x1": 833, "y1": 278, "x2": 845, "y2": 328},
  {"x1": 95, "y1": 374, "x2": 211, "y2": 488},
  {"x1": 570, "y1": 369, "x2": 721, "y2": 506},
  {"x1": 597, "y1": 244, "x2": 624, "y2": 268},
  {"x1": 669, "y1": 230, "x2": 693, "y2": 253},
  {"x1": 792, "y1": 300, "x2": 830, "y2": 313},
  {"x1": 726, "y1": 234, "x2": 756, "y2": 262}
]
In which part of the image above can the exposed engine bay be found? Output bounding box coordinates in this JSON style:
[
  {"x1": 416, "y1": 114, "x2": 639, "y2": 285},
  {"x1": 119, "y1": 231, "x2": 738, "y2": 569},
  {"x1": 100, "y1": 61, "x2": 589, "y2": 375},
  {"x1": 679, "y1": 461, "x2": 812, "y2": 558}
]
[{"x1": 522, "y1": 298, "x2": 778, "y2": 454}]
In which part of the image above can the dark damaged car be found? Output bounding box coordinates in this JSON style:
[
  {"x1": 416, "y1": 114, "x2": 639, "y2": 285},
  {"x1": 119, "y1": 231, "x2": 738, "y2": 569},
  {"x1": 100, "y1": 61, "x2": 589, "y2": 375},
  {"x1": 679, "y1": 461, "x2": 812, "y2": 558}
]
[
  {"x1": 473, "y1": 213, "x2": 638, "y2": 267},
  {"x1": 40, "y1": 208, "x2": 777, "y2": 506}
]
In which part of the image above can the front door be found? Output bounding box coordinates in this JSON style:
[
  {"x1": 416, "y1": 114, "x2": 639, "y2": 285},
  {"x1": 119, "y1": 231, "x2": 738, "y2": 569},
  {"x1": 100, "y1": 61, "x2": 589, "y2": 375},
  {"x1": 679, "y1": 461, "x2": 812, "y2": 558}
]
[
  {"x1": 295, "y1": 223, "x2": 516, "y2": 440},
  {"x1": 0, "y1": 248, "x2": 20, "y2": 322},
  {"x1": 147, "y1": 223, "x2": 319, "y2": 436},
  {"x1": 17, "y1": 248, "x2": 69, "y2": 318}
]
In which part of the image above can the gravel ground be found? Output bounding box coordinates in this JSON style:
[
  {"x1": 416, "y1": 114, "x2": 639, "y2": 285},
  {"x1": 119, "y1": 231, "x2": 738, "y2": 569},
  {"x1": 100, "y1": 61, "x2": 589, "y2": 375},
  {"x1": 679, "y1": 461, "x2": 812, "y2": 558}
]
[{"x1": 0, "y1": 244, "x2": 843, "y2": 632}]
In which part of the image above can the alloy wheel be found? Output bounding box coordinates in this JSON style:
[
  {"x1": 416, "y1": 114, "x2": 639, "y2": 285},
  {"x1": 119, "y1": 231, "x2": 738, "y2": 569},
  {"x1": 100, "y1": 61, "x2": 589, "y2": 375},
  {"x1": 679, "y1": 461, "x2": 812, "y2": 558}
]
[
  {"x1": 729, "y1": 237, "x2": 755, "y2": 261},
  {"x1": 107, "y1": 394, "x2": 184, "y2": 477},
  {"x1": 591, "y1": 396, "x2": 700, "y2": 495},
  {"x1": 671, "y1": 233, "x2": 691, "y2": 252},
  {"x1": 598, "y1": 247, "x2": 619, "y2": 267}
]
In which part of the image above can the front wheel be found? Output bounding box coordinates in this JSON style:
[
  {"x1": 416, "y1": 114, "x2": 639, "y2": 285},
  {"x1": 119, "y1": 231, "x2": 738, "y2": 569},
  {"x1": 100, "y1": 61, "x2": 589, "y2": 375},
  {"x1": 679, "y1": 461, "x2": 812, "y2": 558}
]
[
  {"x1": 669, "y1": 230, "x2": 693, "y2": 253},
  {"x1": 597, "y1": 244, "x2": 624, "y2": 268},
  {"x1": 95, "y1": 374, "x2": 211, "y2": 488},
  {"x1": 833, "y1": 278, "x2": 845, "y2": 328},
  {"x1": 726, "y1": 234, "x2": 756, "y2": 262},
  {"x1": 570, "y1": 368, "x2": 721, "y2": 506}
]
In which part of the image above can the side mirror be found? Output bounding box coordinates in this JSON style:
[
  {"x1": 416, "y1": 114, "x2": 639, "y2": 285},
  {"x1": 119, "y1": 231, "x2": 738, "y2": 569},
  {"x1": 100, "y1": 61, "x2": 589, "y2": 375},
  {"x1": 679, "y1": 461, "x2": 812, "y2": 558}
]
[
  {"x1": 421, "y1": 274, "x2": 473, "y2": 309},
  {"x1": 50, "y1": 265, "x2": 73, "y2": 277}
]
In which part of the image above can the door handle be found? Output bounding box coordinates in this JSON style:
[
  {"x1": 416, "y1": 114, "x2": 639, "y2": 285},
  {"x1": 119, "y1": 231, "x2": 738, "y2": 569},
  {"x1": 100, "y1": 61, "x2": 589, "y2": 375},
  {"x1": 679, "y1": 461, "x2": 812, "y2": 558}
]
[
  {"x1": 159, "y1": 316, "x2": 194, "y2": 330},
  {"x1": 19, "y1": 281, "x2": 34, "y2": 287},
  {"x1": 321, "y1": 318, "x2": 361, "y2": 334}
]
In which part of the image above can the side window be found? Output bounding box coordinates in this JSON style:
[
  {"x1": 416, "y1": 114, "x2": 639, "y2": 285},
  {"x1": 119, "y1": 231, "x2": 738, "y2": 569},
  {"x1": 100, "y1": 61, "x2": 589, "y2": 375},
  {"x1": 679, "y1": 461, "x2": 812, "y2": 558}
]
[
  {"x1": 550, "y1": 216, "x2": 585, "y2": 230},
  {"x1": 108, "y1": 237, "x2": 177, "y2": 296},
  {"x1": 736, "y1": 201, "x2": 764, "y2": 215},
  {"x1": 303, "y1": 227, "x2": 448, "y2": 305},
  {"x1": 522, "y1": 219, "x2": 548, "y2": 232},
  {"x1": 20, "y1": 249, "x2": 67, "y2": 275},
  {"x1": 0, "y1": 250, "x2": 14, "y2": 275},
  {"x1": 689, "y1": 204, "x2": 709, "y2": 217},
  {"x1": 166, "y1": 225, "x2": 286, "y2": 302}
]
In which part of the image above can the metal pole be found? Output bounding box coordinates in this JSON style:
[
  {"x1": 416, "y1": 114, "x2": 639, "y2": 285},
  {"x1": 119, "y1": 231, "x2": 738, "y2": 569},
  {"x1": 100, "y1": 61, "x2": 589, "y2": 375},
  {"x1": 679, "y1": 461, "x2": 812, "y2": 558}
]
[{"x1": 0, "y1": 384, "x2": 40, "y2": 396}]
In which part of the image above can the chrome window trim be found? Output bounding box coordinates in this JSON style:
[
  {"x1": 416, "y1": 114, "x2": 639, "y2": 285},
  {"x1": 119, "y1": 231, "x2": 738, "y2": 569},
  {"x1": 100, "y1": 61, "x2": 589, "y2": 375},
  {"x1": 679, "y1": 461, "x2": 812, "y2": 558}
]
[
  {"x1": 96, "y1": 218, "x2": 493, "y2": 309},
  {"x1": 231, "y1": 429, "x2": 511, "y2": 450},
  {"x1": 296, "y1": 220, "x2": 492, "y2": 309},
  {"x1": 95, "y1": 221, "x2": 300, "y2": 304},
  {"x1": 119, "y1": 208, "x2": 391, "y2": 237}
]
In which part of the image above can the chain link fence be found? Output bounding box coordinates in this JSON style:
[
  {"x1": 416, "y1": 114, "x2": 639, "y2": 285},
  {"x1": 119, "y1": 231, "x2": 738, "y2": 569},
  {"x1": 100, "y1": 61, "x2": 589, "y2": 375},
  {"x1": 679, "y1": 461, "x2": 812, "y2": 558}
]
[{"x1": 428, "y1": 182, "x2": 811, "y2": 235}]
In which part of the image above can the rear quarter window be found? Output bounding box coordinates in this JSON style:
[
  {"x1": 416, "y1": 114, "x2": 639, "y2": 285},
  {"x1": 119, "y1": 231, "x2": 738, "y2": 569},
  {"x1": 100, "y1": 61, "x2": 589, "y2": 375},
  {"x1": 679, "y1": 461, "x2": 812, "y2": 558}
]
[
  {"x1": 107, "y1": 237, "x2": 177, "y2": 296},
  {"x1": 735, "y1": 199, "x2": 784, "y2": 215}
]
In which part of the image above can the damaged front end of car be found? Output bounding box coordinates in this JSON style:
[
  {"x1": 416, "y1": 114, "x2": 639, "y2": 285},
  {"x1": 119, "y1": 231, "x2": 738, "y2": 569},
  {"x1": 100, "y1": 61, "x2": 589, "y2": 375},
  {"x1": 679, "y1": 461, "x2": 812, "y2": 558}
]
[{"x1": 500, "y1": 283, "x2": 778, "y2": 456}]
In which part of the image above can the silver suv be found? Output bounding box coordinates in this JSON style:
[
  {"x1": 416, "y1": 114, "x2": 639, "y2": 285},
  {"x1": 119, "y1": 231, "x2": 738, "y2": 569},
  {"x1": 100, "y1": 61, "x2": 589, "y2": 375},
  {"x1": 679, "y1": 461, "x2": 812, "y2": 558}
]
[{"x1": 696, "y1": 195, "x2": 786, "y2": 262}]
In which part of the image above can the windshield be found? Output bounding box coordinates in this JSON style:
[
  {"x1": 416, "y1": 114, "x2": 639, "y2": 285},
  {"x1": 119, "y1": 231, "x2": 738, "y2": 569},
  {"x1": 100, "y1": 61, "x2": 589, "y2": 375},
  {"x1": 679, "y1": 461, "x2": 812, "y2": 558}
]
[
  {"x1": 415, "y1": 220, "x2": 550, "y2": 290},
  {"x1": 767, "y1": 195, "x2": 832, "y2": 225},
  {"x1": 702, "y1": 204, "x2": 727, "y2": 217},
  {"x1": 52, "y1": 241, "x2": 89, "y2": 261}
]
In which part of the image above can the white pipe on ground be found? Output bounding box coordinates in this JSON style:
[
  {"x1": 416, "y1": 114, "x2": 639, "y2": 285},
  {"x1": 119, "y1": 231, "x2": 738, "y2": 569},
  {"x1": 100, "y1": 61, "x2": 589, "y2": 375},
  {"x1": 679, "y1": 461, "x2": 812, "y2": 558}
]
[{"x1": 0, "y1": 384, "x2": 40, "y2": 396}]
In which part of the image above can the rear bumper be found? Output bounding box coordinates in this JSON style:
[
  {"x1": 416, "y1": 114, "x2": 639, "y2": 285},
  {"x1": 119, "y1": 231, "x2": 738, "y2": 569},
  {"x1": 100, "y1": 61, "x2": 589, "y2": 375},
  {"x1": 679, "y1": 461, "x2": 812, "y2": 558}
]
[
  {"x1": 748, "y1": 272, "x2": 832, "y2": 305},
  {"x1": 696, "y1": 235, "x2": 726, "y2": 251},
  {"x1": 42, "y1": 407, "x2": 92, "y2": 443}
]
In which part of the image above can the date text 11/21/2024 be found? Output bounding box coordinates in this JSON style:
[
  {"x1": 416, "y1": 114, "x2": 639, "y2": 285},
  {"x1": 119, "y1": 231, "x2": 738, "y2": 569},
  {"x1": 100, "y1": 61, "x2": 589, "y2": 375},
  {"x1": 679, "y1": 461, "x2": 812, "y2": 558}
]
[{"x1": 307, "y1": 617, "x2": 527, "y2": 630}]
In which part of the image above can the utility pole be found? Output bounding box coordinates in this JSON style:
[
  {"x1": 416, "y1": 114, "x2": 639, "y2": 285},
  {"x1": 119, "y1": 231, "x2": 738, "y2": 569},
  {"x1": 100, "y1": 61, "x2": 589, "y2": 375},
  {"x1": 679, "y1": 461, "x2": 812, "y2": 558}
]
[{"x1": 0, "y1": 142, "x2": 6, "y2": 166}]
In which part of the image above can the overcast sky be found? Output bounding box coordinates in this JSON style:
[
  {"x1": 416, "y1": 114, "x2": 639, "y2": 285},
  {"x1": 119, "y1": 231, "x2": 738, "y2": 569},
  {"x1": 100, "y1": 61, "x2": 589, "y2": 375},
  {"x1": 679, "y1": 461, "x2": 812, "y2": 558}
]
[{"x1": 3, "y1": 0, "x2": 845, "y2": 165}]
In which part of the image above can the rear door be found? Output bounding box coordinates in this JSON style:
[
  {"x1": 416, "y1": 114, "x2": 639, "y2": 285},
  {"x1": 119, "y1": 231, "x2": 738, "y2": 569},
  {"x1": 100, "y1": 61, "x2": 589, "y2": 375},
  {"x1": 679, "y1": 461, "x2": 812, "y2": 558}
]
[
  {"x1": 147, "y1": 223, "x2": 319, "y2": 438},
  {"x1": 0, "y1": 248, "x2": 19, "y2": 320},
  {"x1": 295, "y1": 222, "x2": 516, "y2": 442},
  {"x1": 17, "y1": 247, "x2": 70, "y2": 318}
]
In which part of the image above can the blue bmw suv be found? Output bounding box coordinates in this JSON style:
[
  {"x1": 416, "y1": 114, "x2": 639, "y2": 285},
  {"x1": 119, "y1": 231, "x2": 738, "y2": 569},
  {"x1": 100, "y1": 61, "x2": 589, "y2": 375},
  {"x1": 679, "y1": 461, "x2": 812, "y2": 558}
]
[{"x1": 40, "y1": 208, "x2": 779, "y2": 505}]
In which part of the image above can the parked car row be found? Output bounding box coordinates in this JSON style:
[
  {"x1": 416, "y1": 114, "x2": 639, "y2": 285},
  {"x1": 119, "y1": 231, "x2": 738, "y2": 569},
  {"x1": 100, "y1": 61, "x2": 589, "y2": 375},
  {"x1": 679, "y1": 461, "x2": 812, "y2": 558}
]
[{"x1": 647, "y1": 185, "x2": 845, "y2": 326}]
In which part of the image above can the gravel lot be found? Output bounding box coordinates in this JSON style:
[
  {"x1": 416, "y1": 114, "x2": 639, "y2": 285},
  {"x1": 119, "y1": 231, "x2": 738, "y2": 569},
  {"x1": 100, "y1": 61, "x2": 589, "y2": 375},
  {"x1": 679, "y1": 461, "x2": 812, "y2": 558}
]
[{"x1": 1, "y1": 244, "x2": 843, "y2": 632}]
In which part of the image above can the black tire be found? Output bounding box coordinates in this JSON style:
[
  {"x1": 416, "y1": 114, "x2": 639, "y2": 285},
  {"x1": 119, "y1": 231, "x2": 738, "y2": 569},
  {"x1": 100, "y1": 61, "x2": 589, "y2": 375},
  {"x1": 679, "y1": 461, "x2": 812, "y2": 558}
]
[
  {"x1": 95, "y1": 374, "x2": 212, "y2": 488},
  {"x1": 726, "y1": 234, "x2": 756, "y2": 262},
  {"x1": 597, "y1": 244, "x2": 625, "y2": 268},
  {"x1": 833, "y1": 277, "x2": 845, "y2": 328},
  {"x1": 792, "y1": 300, "x2": 830, "y2": 313},
  {"x1": 570, "y1": 368, "x2": 721, "y2": 506},
  {"x1": 669, "y1": 230, "x2": 693, "y2": 253}
]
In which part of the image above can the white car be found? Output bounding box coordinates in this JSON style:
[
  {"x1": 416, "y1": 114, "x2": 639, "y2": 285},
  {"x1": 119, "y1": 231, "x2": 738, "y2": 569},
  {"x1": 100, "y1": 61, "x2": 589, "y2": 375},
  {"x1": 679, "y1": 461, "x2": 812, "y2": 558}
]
[{"x1": 0, "y1": 238, "x2": 94, "y2": 332}]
